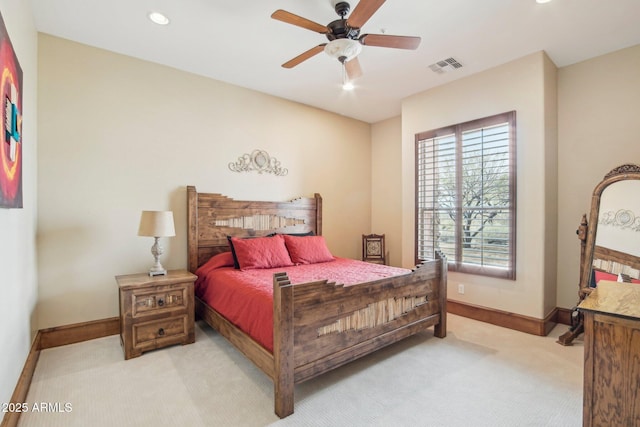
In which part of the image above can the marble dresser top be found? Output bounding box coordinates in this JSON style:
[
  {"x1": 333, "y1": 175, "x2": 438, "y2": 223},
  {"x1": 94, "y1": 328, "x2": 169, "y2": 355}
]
[{"x1": 578, "y1": 280, "x2": 640, "y2": 320}]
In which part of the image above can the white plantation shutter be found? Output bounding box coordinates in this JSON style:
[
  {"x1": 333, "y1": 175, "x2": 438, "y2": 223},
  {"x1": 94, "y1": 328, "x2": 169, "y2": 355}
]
[
  {"x1": 416, "y1": 111, "x2": 516, "y2": 279},
  {"x1": 416, "y1": 132, "x2": 456, "y2": 262}
]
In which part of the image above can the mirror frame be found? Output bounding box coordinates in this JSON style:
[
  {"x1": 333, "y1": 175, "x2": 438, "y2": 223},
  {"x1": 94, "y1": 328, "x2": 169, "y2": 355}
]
[{"x1": 579, "y1": 163, "x2": 640, "y2": 296}]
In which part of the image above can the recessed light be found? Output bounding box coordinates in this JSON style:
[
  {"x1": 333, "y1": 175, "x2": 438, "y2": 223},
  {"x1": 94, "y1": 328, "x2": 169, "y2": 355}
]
[
  {"x1": 148, "y1": 11, "x2": 170, "y2": 25},
  {"x1": 536, "y1": 0, "x2": 552, "y2": 3}
]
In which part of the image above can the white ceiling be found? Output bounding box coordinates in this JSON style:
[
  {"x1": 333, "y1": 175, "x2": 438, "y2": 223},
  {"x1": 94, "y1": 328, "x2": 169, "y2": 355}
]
[{"x1": 30, "y1": 0, "x2": 640, "y2": 123}]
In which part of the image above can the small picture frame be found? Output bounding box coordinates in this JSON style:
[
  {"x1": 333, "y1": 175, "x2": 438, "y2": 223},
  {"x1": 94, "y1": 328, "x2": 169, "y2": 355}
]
[{"x1": 362, "y1": 234, "x2": 385, "y2": 265}]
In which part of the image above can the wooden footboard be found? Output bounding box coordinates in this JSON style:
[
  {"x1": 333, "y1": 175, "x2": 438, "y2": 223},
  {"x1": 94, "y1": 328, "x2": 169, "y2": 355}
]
[{"x1": 272, "y1": 254, "x2": 446, "y2": 417}]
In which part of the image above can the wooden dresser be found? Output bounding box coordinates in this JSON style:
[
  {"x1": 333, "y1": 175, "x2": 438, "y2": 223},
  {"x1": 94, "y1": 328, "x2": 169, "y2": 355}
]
[
  {"x1": 116, "y1": 269, "x2": 196, "y2": 359},
  {"x1": 578, "y1": 280, "x2": 640, "y2": 427}
]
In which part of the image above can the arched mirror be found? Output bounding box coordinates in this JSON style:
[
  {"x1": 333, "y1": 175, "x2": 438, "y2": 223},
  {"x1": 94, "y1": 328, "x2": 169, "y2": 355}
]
[{"x1": 558, "y1": 164, "x2": 640, "y2": 346}]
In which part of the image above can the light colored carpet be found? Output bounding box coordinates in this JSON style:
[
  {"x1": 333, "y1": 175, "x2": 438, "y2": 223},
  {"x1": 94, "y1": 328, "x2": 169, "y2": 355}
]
[{"x1": 19, "y1": 314, "x2": 583, "y2": 427}]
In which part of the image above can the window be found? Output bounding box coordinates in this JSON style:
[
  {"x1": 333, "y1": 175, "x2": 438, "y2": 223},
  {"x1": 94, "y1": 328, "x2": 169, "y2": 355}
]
[{"x1": 415, "y1": 111, "x2": 516, "y2": 279}]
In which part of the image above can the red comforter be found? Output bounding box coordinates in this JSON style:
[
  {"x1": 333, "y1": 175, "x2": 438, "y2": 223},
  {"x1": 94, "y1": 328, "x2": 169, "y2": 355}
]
[{"x1": 195, "y1": 253, "x2": 411, "y2": 352}]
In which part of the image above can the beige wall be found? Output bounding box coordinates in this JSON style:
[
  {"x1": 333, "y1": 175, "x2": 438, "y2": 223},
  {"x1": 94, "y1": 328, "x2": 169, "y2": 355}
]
[
  {"x1": 0, "y1": 0, "x2": 38, "y2": 407},
  {"x1": 556, "y1": 44, "x2": 640, "y2": 308},
  {"x1": 542, "y1": 54, "x2": 559, "y2": 316},
  {"x1": 37, "y1": 34, "x2": 371, "y2": 329},
  {"x1": 399, "y1": 52, "x2": 558, "y2": 319},
  {"x1": 370, "y1": 116, "x2": 402, "y2": 267}
]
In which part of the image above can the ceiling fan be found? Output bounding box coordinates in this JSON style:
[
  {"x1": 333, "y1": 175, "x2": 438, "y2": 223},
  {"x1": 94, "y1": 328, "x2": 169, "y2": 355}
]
[{"x1": 271, "y1": 0, "x2": 421, "y2": 81}]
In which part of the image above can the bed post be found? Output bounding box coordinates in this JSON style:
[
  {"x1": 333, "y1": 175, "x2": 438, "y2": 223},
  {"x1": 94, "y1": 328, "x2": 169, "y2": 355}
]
[
  {"x1": 314, "y1": 193, "x2": 322, "y2": 236},
  {"x1": 187, "y1": 186, "x2": 198, "y2": 274},
  {"x1": 273, "y1": 272, "x2": 294, "y2": 417},
  {"x1": 434, "y1": 251, "x2": 447, "y2": 338}
]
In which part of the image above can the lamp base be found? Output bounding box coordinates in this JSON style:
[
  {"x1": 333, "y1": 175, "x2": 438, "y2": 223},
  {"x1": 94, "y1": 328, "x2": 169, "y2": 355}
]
[
  {"x1": 148, "y1": 237, "x2": 168, "y2": 276},
  {"x1": 148, "y1": 268, "x2": 167, "y2": 277}
]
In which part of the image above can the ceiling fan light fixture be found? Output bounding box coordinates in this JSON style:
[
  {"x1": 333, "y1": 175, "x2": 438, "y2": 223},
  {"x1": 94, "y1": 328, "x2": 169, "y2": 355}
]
[
  {"x1": 341, "y1": 62, "x2": 355, "y2": 91},
  {"x1": 324, "y1": 39, "x2": 362, "y2": 62},
  {"x1": 342, "y1": 81, "x2": 355, "y2": 91}
]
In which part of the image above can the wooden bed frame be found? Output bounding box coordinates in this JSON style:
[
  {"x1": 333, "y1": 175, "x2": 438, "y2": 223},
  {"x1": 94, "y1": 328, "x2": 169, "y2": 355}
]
[{"x1": 187, "y1": 186, "x2": 447, "y2": 417}]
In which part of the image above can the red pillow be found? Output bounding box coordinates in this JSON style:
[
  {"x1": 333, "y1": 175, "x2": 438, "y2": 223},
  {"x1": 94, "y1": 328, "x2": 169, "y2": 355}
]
[
  {"x1": 594, "y1": 270, "x2": 618, "y2": 284},
  {"x1": 283, "y1": 235, "x2": 334, "y2": 265},
  {"x1": 230, "y1": 235, "x2": 293, "y2": 270},
  {"x1": 594, "y1": 270, "x2": 640, "y2": 284}
]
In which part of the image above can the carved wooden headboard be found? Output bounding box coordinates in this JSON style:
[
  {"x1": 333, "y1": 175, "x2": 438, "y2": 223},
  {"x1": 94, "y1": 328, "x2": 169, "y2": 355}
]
[{"x1": 186, "y1": 186, "x2": 322, "y2": 273}]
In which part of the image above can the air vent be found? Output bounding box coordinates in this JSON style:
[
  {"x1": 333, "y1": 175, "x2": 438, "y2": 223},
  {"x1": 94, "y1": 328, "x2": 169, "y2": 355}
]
[{"x1": 428, "y1": 57, "x2": 463, "y2": 74}]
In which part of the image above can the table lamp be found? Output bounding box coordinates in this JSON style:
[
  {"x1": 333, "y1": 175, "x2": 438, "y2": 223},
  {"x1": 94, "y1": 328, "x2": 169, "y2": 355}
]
[{"x1": 138, "y1": 210, "x2": 175, "y2": 276}]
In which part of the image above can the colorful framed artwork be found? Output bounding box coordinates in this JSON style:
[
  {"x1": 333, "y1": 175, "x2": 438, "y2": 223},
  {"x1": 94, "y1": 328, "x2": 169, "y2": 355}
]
[{"x1": 0, "y1": 10, "x2": 23, "y2": 209}]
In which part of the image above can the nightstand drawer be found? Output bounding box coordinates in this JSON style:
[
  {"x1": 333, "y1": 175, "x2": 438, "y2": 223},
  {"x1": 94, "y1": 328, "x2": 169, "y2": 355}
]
[
  {"x1": 133, "y1": 315, "x2": 188, "y2": 348},
  {"x1": 132, "y1": 287, "x2": 187, "y2": 317}
]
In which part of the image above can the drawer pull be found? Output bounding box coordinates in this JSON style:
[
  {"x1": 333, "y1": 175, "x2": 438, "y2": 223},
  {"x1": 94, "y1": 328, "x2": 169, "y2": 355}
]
[
  {"x1": 158, "y1": 328, "x2": 165, "y2": 336},
  {"x1": 157, "y1": 298, "x2": 165, "y2": 307}
]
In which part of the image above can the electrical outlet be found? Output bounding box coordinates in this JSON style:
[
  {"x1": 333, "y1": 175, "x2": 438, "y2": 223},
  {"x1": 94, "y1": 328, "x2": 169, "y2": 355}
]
[{"x1": 458, "y1": 284, "x2": 465, "y2": 294}]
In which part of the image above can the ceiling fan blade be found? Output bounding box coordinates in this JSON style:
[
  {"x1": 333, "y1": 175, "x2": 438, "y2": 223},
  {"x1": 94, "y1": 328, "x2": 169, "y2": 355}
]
[
  {"x1": 359, "y1": 34, "x2": 421, "y2": 50},
  {"x1": 271, "y1": 10, "x2": 328, "y2": 34},
  {"x1": 345, "y1": 57, "x2": 363, "y2": 80},
  {"x1": 282, "y1": 44, "x2": 327, "y2": 69},
  {"x1": 347, "y1": 0, "x2": 386, "y2": 29}
]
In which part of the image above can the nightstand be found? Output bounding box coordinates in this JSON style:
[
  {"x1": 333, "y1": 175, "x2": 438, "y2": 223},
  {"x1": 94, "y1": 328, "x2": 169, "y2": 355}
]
[{"x1": 116, "y1": 269, "x2": 196, "y2": 360}]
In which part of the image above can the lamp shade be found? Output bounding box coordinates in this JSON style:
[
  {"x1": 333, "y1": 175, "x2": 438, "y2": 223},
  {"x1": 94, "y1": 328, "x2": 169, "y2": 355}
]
[{"x1": 138, "y1": 211, "x2": 176, "y2": 237}]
